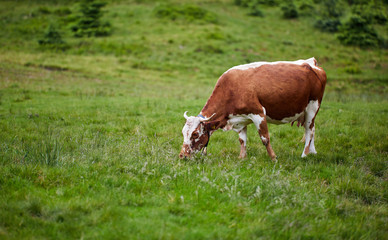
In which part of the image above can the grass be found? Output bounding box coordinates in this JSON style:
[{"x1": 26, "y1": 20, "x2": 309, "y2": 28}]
[{"x1": 0, "y1": 0, "x2": 387, "y2": 239}]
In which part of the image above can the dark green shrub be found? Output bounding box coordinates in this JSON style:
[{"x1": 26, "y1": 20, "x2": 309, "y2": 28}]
[
  {"x1": 322, "y1": 0, "x2": 344, "y2": 18},
  {"x1": 337, "y1": 15, "x2": 381, "y2": 48},
  {"x1": 36, "y1": 6, "x2": 51, "y2": 15},
  {"x1": 154, "y1": 4, "x2": 218, "y2": 24},
  {"x1": 314, "y1": 0, "x2": 343, "y2": 32},
  {"x1": 255, "y1": 0, "x2": 277, "y2": 6},
  {"x1": 298, "y1": 1, "x2": 315, "y2": 16},
  {"x1": 54, "y1": 7, "x2": 72, "y2": 16},
  {"x1": 183, "y1": 5, "x2": 217, "y2": 23},
  {"x1": 71, "y1": 0, "x2": 112, "y2": 37},
  {"x1": 154, "y1": 4, "x2": 179, "y2": 20},
  {"x1": 314, "y1": 18, "x2": 341, "y2": 32},
  {"x1": 248, "y1": 2, "x2": 264, "y2": 17},
  {"x1": 234, "y1": 0, "x2": 279, "y2": 17},
  {"x1": 235, "y1": 0, "x2": 253, "y2": 7},
  {"x1": 281, "y1": 1, "x2": 298, "y2": 19},
  {"x1": 235, "y1": 0, "x2": 278, "y2": 6},
  {"x1": 351, "y1": 3, "x2": 387, "y2": 24},
  {"x1": 38, "y1": 24, "x2": 68, "y2": 51},
  {"x1": 346, "y1": 0, "x2": 372, "y2": 5}
]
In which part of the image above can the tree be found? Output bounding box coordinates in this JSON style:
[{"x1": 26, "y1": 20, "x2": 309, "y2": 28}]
[
  {"x1": 71, "y1": 0, "x2": 112, "y2": 37},
  {"x1": 38, "y1": 24, "x2": 68, "y2": 51}
]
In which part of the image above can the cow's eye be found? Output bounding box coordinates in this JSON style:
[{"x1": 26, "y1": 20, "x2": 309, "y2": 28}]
[{"x1": 192, "y1": 132, "x2": 199, "y2": 138}]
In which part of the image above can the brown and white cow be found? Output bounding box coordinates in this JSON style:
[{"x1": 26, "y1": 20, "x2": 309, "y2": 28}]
[{"x1": 179, "y1": 57, "x2": 327, "y2": 160}]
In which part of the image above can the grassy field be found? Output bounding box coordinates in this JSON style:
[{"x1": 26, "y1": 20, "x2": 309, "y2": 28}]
[{"x1": 0, "y1": 0, "x2": 387, "y2": 239}]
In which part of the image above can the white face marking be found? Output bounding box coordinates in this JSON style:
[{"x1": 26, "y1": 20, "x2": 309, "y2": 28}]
[
  {"x1": 225, "y1": 57, "x2": 320, "y2": 73},
  {"x1": 182, "y1": 116, "x2": 202, "y2": 146}
]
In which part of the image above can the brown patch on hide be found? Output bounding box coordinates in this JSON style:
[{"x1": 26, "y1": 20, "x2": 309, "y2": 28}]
[{"x1": 191, "y1": 127, "x2": 209, "y2": 151}]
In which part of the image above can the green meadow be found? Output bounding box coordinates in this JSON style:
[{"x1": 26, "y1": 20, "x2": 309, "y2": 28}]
[{"x1": 0, "y1": 0, "x2": 387, "y2": 239}]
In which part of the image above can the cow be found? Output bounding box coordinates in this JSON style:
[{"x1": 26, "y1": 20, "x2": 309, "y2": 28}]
[{"x1": 179, "y1": 57, "x2": 327, "y2": 160}]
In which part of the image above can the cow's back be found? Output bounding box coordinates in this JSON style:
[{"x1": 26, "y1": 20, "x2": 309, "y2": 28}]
[{"x1": 217, "y1": 62, "x2": 326, "y2": 121}]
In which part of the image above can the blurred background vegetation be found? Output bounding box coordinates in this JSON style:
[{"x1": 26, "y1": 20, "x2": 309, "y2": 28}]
[{"x1": 1, "y1": 0, "x2": 386, "y2": 85}]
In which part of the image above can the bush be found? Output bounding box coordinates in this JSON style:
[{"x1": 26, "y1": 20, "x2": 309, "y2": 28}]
[
  {"x1": 321, "y1": 0, "x2": 344, "y2": 18},
  {"x1": 248, "y1": 3, "x2": 264, "y2": 17},
  {"x1": 154, "y1": 4, "x2": 218, "y2": 24},
  {"x1": 314, "y1": 18, "x2": 341, "y2": 32},
  {"x1": 351, "y1": 3, "x2": 387, "y2": 24},
  {"x1": 71, "y1": 0, "x2": 112, "y2": 37},
  {"x1": 234, "y1": 0, "x2": 279, "y2": 17},
  {"x1": 298, "y1": 1, "x2": 315, "y2": 16},
  {"x1": 38, "y1": 24, "x2": 68, "y2": 51},
  {"x1": 281, "y1": 1, "x2": 298, "y2": 19},
  {"x1": 337, "y1": 15, "x2": 381, "y2": 48},
  {"x1": 235, "y1": 0, "x2": 278, "y2": 6},
  {"x1": 54, "y1": 7, "x2": 72, "y2": 17},
  {"x1": 314, "y1": 0, "x2": 343, "y2": 32}
]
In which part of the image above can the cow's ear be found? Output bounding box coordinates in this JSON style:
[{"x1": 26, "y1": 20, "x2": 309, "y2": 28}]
[{"x1": 204, "y1": 121, "x2": 219, "y2": 132}]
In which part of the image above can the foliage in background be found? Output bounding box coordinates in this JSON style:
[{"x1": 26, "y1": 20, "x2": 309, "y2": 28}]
[
  {"x1": 313, "y1": 0, "x2": 344, "y2": 32},
  {"x1": 235, "y1": 0, "x2": 388, "y2": 48},
  {"x1": 297, "y1": 1, "x2": 315, "y2": 16},
  {"x1": 234, "y1": 0, "x2": 278, "y2": 17},
  {"x1": 337, "y1": 15, "x2": 382, "y2": 47},
  {"x1": 38, "y1": 24, "x2": 68, "y2": 51},
  {"x1": 280, "y1": 1, "x2": 298, "y2": 19},
  {"x1": 351, "y1": 1, "x2": 388, "y2": 24},
  {"x1": 70, "y1": 0, "x2": 112, "y2": 37},
  {"x1": 234, "y1": 0, "x2": 279, "y2": 7},
  {"x1": 247, "y1": 1, "x2": 264, "y2": 17},
  {"x1": 153, "y1": 4, "x2": 218, "y2": 24}
]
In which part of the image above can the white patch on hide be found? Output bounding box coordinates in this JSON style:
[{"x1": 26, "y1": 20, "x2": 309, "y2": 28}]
[
  {"x1": 224, "y1": 113, "x2": 264, "y2": 132},
  {"x1": 238, "y1": 128, "x2": 247, "y2": 147},
  {"x1": 301, "y1": 100, "x2": 320, "y2": 157},
  {"x1": 305, "y1": 100, "x2": 319, "y2": 118},
  {"x1": 225, "y1": 57, "x2": 320, "y2": 74}
]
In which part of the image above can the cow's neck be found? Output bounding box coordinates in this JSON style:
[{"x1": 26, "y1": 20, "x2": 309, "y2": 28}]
[{"x1": 200, "y1": 91, "x2": 229, "y2": 130}]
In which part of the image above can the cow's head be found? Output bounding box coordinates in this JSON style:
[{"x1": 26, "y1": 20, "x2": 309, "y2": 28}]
[{"x1": 179, "y1": 111, "x2": 218, "y2": 159}]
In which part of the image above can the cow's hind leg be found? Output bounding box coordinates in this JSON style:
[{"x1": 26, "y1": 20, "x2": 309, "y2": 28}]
[
  {"x1": 302, "y1": 100, "x2": 320, "y2": 157},
  {"x1": 238, "y1": 126, "x2": 247, "y2": 158},
  {"x1": 250, "y1": 112, "x2": 277, "y2": 161}
]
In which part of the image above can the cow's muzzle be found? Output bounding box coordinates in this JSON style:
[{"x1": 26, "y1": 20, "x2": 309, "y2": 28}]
[{"x1": 179, "y1": 144, "x2": 191, "y2": 159}]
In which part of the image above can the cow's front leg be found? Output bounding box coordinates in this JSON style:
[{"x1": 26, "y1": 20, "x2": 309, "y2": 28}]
[
  {"x1": 251, "y1": 113, "x2": 277, "y2": 161},
  {"x1": 238, "y1": 126, "x2": 247, "y2": 158}
]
